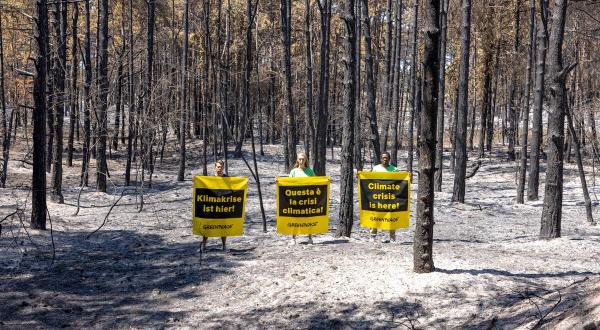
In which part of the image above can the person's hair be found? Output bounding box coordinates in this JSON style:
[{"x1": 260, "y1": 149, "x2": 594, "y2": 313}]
[
  {"x1": 380, "y1": 151, "x2": 391, "y2": 158},
  {"x1": 294, "y1": 152, "x2": 309, "y2": 168},
  {"x1": 215, "y1": 160, "x2": 225, "y2": 167}
]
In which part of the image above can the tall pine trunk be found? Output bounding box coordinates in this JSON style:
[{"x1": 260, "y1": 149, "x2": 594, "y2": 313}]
[
  {"x1": 337, "y1": 0, "x2": 356, "y2": 238},
  {"x1": 414, "y1": 0, "x2": 440, "y2": 273},
  {"x1": 451, "y1": 0, "x2": 471, "y2": 203},
  {"x1": 178, "y1": 0, "x2": 189, "y2": 182},
  {"x1": 32, "y1": 0, "x2": 49, "y2": 229},
  {"x1": 434, "y1": 0, "x2": 449, "y2": 191},
  {"x1": 516, "y1": 0, "x2": 536, "y2": 204},
  {"x1": 360, "y1": 0, "x2": 380, "y2": 164},
  {"x1": 540, "y1": 0, "x2": 570, "y2": 239},
  {"x1": 527, "y1": 1, "x2": 548, "y2": 201}
]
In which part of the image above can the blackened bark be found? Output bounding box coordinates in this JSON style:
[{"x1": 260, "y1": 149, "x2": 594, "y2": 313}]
[
  {"x1": 507, "y1": 0, "x2": 521, "y2": 161},
  {"x1": 414, "y1": 0, "x2": 440, "y2": 273},
  {"x1": 304, "y1": 0, "x2": 315, "y2": 161},
  {"x1": 96, "y1": 0, "x2": 109, "y2": 193},
  {"x1": 434, "y1": 0, "x2": 449, "y2": 191},
  {"x1": 313, "y1": 0, "x2": 332, "y2": 176},
  {"x1": 516, "y1": 0, "x2": 536, "y2": 204},
  {"x1": 565, "y1": 100, "x2": 594, "y2": 225},
  {"x1": 478, "y1": 48, "x2": 492, "y2": 159},
  {"x1": 280, "y1": 0, "x2": 297, "y2": 171},
  {"x1": 451, "y1": 0, "x2": 471, "y2": 203},
  {"x1": 528, "y1": 1, "x2": 548, "y2": 201},
  {"x1": 360, "y1": 0, "x2": 380, "y2": 164},
  {"x1": 390, "y1": 0, "x2": 403, "y2": 166},
  {"x1": 540, "y1": 0, "x2": 569, "y2": 239},
  {"x1": 81, "y1": 0, "x2": 92, "y2": 186},
  {"x1": 125, "y1": 0, "x2": 135, "y2": 186},
  {"x1": 50, "y1": 0, "x2": 66, "y2": 202},
  {"x1": 67, "y1": 2, "x2": 79, "y2": 167},
  {"x1": 407, "y1": 0, "x2": 419, "y2": 177},
  {"x1": 0, "y1": 11, "x2": 9, "y2": 188},
  {"x1": 178, "y1": 0, "x2": 189, "y2": 182},
  {"x1": 336, "y1": 0, "x2": 356, "y2": 238},
  {"x1": 32, "y1": 0, "x2": 49, "y2": 229}
]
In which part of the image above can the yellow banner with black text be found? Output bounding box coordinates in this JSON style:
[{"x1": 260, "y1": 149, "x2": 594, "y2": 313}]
[
  {"x1": 358, "y1": 171, "x2": 410, "y2": 230},
  {"x1": 276, "y1": 176, "x2": 330, "y2": 235},
  {"x1": 192, "y1": 176, "x2": 248, "y2": 237}
]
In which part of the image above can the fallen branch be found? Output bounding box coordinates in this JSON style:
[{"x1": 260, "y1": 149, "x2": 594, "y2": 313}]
[{"x1": 87, "y1": 188, "x2": 137, "y2": 239}]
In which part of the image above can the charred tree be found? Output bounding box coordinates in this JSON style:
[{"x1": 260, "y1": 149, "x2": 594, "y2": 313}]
[
  {"x1": 360, "y1": 0, "x2": 381, "y2": 164},
  {"x1": 540, "y1": 0, "x2": 570, "y2": 239},
  {"x1": 414, "y1": 0, "x2": 440, "y2": 273},
  {"x1": 434, "y1": 0, "x2": 449, "y2": 191},
  {"x1": 516, "y1": 0, "x2": 536, "y2": 204},
  {"x1": 32, "y1": 0, "x2": 49, "y2": 229},
  {"x1": 178, "y1": 0, "x2": 189, "y2": 182},
  {"x1": 337, "y1": 0, "x2": 357, "y2": 238},
  {"x1": 451, "y1": 0, "x2": 471, "y2": 203}
]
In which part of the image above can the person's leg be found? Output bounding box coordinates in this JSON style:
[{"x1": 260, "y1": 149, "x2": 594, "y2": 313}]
[
  {"x1": 389, "y1": 230, "x2": 396, "y2": 242},
  {"x1": 370, "y1": 228, "x2": 377, "y2": 241},
  {"x1": 221, "y1": 237, "x2": 227, "y2": 250},
  {"x1": 307, "y1": 234, "x2": 313, "y2": 244},
  {"x1": 290, "y1": 235, "x2": 297, "y2": 245},
  {"x1": 201, "y1": 236, "x2": 208, "y2": 251}
]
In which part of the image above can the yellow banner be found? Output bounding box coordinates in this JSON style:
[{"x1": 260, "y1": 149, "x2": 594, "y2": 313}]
[
  {"x1": 192, "y1": 176, "x2": 248, "y2": 237},
  {"x1": 358, "y1": 171, "x2": 410, "y2": 230},
  {"x1": 276, "y1": 176, "x2": 330, "y2": 235}
]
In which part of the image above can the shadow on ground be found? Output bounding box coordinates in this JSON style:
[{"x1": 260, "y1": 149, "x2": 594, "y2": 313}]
[{"x1": 0, "y1": 228, "x2": 244, "y2": 328}]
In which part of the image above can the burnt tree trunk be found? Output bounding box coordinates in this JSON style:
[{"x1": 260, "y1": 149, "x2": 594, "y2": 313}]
[
  {"x1": 313, "y1": 0, "x2": 332, "y2": 176},
  {"x1": 178, "y1": 0, "x2": 189, "y2": 182},
  {"x1": 67, "y1": 2, "x2": 79, "y2": 167},
  {"x1": 434, "y1": 0, "x2": 449, "y2": 191},
  {"x1": 336, "y1": 0, "x2": 356, "y2": 238},
  {"x1": 540, "y1": 0, "x2": 570, "y2": 239},
  {"x1": 96, "y1": 0, "x2": 109, "y2": 193},
  {"x1": 360, "y1": 0, "x2": 380, "y2": 164},
  {"x1": 451, "y1": 0, "x2": 471, "y2": 203},
  {"x1": 32, "y1": 0, "x2": 49, "y2": 229},
  {"x1": 516, "y1": 0, "x2": 536, "y2": 204},
  {"x1": 527, "y1": 1, "x2": 548, "y2": 201},
  {"x1": 280, "y1": 0, "x2": 297, "y2": 171},
  {"x1": 414, "y1": 0, "x2": 440, "y2": 273}
]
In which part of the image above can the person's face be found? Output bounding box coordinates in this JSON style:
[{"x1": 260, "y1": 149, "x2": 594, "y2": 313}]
[
  {"x1": 380, "y1": 154, "x2": 390, "y2": 166},
  {"x1": 215, "y1": 163, "x2": 224, "y2": 175},
  {"x1": 297, "y1": 155, "x2": 307, "y2": 168}
]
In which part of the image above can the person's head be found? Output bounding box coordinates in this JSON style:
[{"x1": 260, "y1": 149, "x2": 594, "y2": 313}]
[
  {"x1": 295, "y1": 152, "x2": 309, "y2": 169},
  {"x1": 380, "y1": 152, "x2": 391, "y2": 166},
  {"x1": 215, "y1": 160, "x2": 225, "y2": 176}
]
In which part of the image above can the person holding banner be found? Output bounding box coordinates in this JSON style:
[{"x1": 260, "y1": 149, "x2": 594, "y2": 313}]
[
  {"x1": 202, "y1": 160, "x2": 228, "y2": 251},
  {"x1": 370, "y1": 151, "x2": 399, "y2": 242},
  {"x1": 289, "y1": 152, "x2": 315, "y2": 244}
]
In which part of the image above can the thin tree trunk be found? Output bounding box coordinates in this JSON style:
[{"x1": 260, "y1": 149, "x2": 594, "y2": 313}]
[
  {"x1": 313, "y1": 0, "x2": 332, "y2": 176},
  {"x1": 336, "y1": 0, "x2": 356, "y2": 238},
  {"x1": 566, "y1": 98, "x2": 594, "y2": 225},
  {"x1": 451, "y1": 0, "x2": 471, "y2": 203},
  {"x1": 0, "y1": 11, "x2": 9, "y2": 188},
  {"x1": 528, "y1": 1, "x2": 548, "y2": 201},
  {"x1": 516, "y1": 0, "x2": 536, "y2": 204},
  {"x1": 67, "y1": 2, "x2": 79, "y2": 167},
  {"x1": 360, "y1": 0, "x2": 380, "y2": 164},
  {"x1": 178, "y1": 0, "x2": 189, "y2": 182},
  {"x1": 414, "y1": 0, "x2": 440, "y2": 273},
  {"x1": 540, "y1": 0, "x2": 570, "y2": 239},
  {"x1": 32, "y1": 0, "x2": 49, "y2": 229},
  {"x1": 507, "y1": 0, "x2": 521, "y2": 161},
  {"x1": 125, "y1": 0, "x2": 135, "y2": 186},
  {"x1": 280, "y1": 0, "x2": 297, "y2": 171},
  {"x1": 81, "y1": 0, "x2": 92, "y2": 186},
  {"x1": 390, "y1": 0, "x2": 403, "y2": 166},
  {"x1": 304, "y1": 0, "x2": 315, "y2": 160},
  {"x1": 407, "y1": 0, "x2": 419, "y2": 177},
  {"x1": 96, "y1": 0, "x2": 109, "y2": 193},
  {"x1": 434, "y1": 0, "x2": 449, "y2": 191}
]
